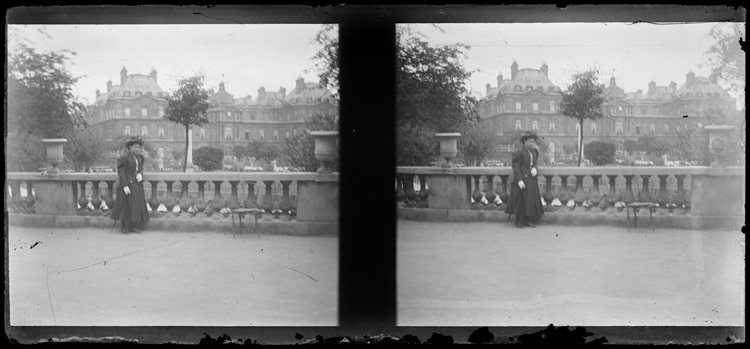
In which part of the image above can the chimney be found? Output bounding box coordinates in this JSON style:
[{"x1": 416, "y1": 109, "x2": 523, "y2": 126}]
[
  {"x1": 150, "y1": 69, "x2": 157, "y2": 83},
  {"x1": 279, "y1": 86, "x2": 286, "y2": 98},
  {"x1": 511, "y1": 61, "x2": 519, "y2": 80},
  {"x1": 686, "y1": 71, "x2": 695, "y2": 88},
  {"x1": 540, "y1": 62, "x2": 548, "y2": 77},
  {"x1": 106, "y1": 80, "x2": 112, "y2": 93},
  {"x1": 610, "y1": 76, "x2": 617, "y2": 86},
  {"x1": 258, "y1": 86, "x2": 266, "y2": 101},
  {"x1": 497, "y1": 73, "x2": 503, "y2": 88},
  {"x1": 96, "y1": 89, "x2": 100, "y2": 98},
  {"x1": 219, "y1": 82, "x2": 225, "y2": 92},
  {"x1": 120, "y1": 67, "x2": 128, "y2": 86},
  {"x1": 669, "y1": 81, "x2": 676, "y2": 90},
  {"x1": 295, "y1": 77, "x2": 305, "y2": 92},
  {"x1": 648, "y1": 81, "x2": 656, "y2": 95}
]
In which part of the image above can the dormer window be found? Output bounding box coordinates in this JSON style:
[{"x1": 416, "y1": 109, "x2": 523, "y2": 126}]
[
  {"x1": 146, "y1": 91, "x2": 152, "y2": 97},
  {"x1": 537, "y1": 86, "x2": 543, "y2": 91},
  {"x1": 135, "y1": 91, "x2": 142, "y2": 97},
  {"x1": 306, "y1": 98, "x2": 312, "y2": 103},
  {"x1": 515, "y1": 85, "x2": 522, "y2": 91},
  {"x1": 124, "y1": 91, "x2": 131, "y2": 97},
  {"x1": 526, "y1": 86, "x2": 533, "y2": 91},
  {"x1": 697, "y1": 92, "x2": 703, "y2": 97}
]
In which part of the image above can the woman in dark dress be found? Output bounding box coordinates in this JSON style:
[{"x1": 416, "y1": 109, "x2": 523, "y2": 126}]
[
  {"x1": 110, "y1": 135, "x2": 149, "y2": 233},
  {"x1": 504, "y1": 131, "x2": 545, "y2": 228}
]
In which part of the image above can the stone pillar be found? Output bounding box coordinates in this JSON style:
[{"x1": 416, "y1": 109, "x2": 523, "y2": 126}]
[
  {"x1": 422, "y1": 174, "x2": 471, "y2": 210},
  {"x1": 33, "y1": 179, "x2": 78, "y2": 216},
  {"x1": 690, "y1": 172, "x2": 745, "y2": 228},
  {"x1": 296, "y1": 180, "x2": 339, "y2": 222}
]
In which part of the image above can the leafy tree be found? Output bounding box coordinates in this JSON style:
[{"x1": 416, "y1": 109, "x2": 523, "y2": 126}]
[
  {"x1": 308, "y1": 24, "x2": 339, "y2": 98},
  {"x1": 171, "y1": 148, "x2": 185, "y2": 164},
  {"x1": 246, "y1": 139, "x2": 266, "y2": 159},
  {"x1": 559, "y1": 69, "x2": 606, "y2": 167},
  {"x1": 701, "y1": 23, "x2": 745, "y2": 106},
  {"x1": 283, "y1": 113, "x2": 340, "y2": 171},
  {"x1": 584, "y1": 141, "x2": 616, "y2": 166},
  {"x1": 458, "y1": 122, "x2": 497, "y2": 166},
  {"x1": 192, "y1": 147, "x2": 223, "y2": 172},
  {"x1": 674, "y1": 106, "x2": 745, "y2": 166},
  {"x1": 164, "y1": 74, "x2": 212, "y2": 172},
  {"x1": 6, "y1": 133, "x2": 46, "y2": 172},
  {"x1": 623, "y1": 140, "x2": 639, "y2": 156},
  {"x1": 636, "y1": 134, "x2": 671, "y2": 158},
  {"x1": 64, "y1": 126, "x2": 106, "y2": 172},
  {"x1": 257, "y1": 145, "x2": 281, "y2": 164},
  {"x1": 232, "y1": 145, "x2": 249, "y2": 161},
  {"x1": 396, "y1": 124, "x2": 438, "y2": 167},
  {"x1": 142, "y1": 141, "x2": 158, "y2": 159}
]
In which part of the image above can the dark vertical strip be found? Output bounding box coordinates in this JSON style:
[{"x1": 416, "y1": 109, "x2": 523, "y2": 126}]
[{"x1": 338, "y1": 24, "x2": 397, "y2": 329}]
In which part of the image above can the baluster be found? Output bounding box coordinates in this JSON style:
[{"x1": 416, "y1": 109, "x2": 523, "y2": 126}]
[
  {"x1": 78, "y1": 181, "x2": 90, "y2": 215},
  {"x1": 262, "y1": 180, "x2": 275, "y2": 220},
  {"x1": 179, "y1": 180, "x2": 193, "y2": 216},
  {"x1": 212, "y1": 180, "x2": 225, "y2": 218},
  {"x1": 606, "y1": 175, "x2": 618, "y2": 212},
  {"x1": 279, "y1": 180, "x2": 293, "y2": 221},
  {"x1": 105, "y1": 181, "x2": 115, "y2": 214},
  {"x1": 558, "y1": 175, "x2": 571, "y2": 211},
  {"x1": 164, "y1": 181, "x2": 177, "y2": 217},
  {"x1": 622, "y1": 175, "x2": 635, "y2": 204},
  {"x1": 12, "y1": 181, "x2": 24, "y2": 212},
  {"x1": 228, "y1": 180, "x2": 241, "y2": 212},
  {"x1": 23, "y1": 181, "x2": 35, "y2": 213},
  {"x1": 90, "y1": 180, "x2": 102, "y2": 216},
  {"x1": 484, "y1": 175, "x2": 497, "y2": 210},
  {"x1": 673, "y1": 174, "x2": 687, "y2": 215},
  {"x1": 149, "y1": 180, "x2": 161, "y2": 217},
  {"x1": 403, "y1": 174, "x2": 417, "y2": 208},
  {"x1": 543, "y1": 175, "x2": 555, "y2": 211},
  {"x1": 639, "y1": 175, "x2": 651, "y2": 202},
  {"x1": 471, "y1": 175, "x2": 484, "y2": 210},
  {"x1": 590, "y1": 175, "x2": 604, "y2": 212},
  {"x1": 498, "y1": 174, "x2": 510, "y2": 208},
  {"x1": 573, "y1": 175, "x2": 586, "y2": 211},
  {"x1": 417, "y1": 174, "x2": 429, "y2": 208},
  {"x1": 243, "y1": 181, "x2": 257, "y2": 209},
  {"x1": 395, "y1": 175, "x2": 406, "y2": 207},
  {"x1": 194, "y1": 181, "x2": 208, "y2": 216},
  {"x1": 656, "y1": 175, "x2": 669, "y2": 215}
]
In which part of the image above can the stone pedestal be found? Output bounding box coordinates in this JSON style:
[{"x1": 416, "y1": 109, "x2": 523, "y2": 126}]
[
  {"x1": 690, "y1": 173, "x2": 745, "y2": 217},
  {"x1": 296, "y1": 180, "x2": 339, "y2": 222},
  {"x1": 33, "y1": 180, "x2": 78, "y2": 216},
  {"x1": 424, "y1": 174, "x2": 471, "y2": 210}
]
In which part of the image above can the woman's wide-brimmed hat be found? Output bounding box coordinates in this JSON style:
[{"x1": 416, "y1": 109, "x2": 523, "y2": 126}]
[
  {"x1": 519, "y1": 130, "x2": 538, "y2": 143},
  {"x1": 125, "y1": 135, "x2": 143, "y2": 148}
]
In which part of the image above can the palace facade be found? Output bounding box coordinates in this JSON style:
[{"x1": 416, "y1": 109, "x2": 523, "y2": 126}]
[
  {"x1": 86, "y1": 67, "x2": 338, "y2": 169},
  {"x1": 477, "y1": 61, "x2": 736, "y2": 161}
]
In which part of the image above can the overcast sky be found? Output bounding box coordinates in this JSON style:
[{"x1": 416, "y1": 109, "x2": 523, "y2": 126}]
[
  {"x1": 8, "y1": 24, "x2": 328, "y2": 105},
  {"x1": 405, "y1": 23, "x2": 742, "y2": 107}
]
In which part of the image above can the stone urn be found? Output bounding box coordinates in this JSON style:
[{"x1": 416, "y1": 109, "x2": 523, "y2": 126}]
[
  {"x1": 310, "y1": 131, "x2": 338, "y2": 173},
  {"x1": 435, "y1": 133, "x2": 461, "y2": 168},
  {"x1": 705, "y1": 125, "x2": 736, "y2": 167},
  {"x1": 41, "y1": 139, "x2": 67, "y2": 174}
]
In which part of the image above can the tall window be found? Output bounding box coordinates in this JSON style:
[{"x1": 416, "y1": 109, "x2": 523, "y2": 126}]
[
  {"x1": 532, "y1": 103, "x2": 538, "y2": 112},
  {"x1": 159, "y1": 127, "x2": 165, "y2": 139},
  {"x1": 293, "y1": 129, "x2": 297, "y2": 136},
  {"x1": 532, "y1": 120, "x2": 539, "y2": 131},
  {"x1": 575, "y1": 123, "x2": 580, "y2": 133},
  {"x1": 549, "y1": 101, "x2": 555, "y2": 112},
  {"x1": 664, "y1": 123, "x2": 669, "y2": 134},
  {"x1": 616, "y1": 121, "x2": 624, "y2": 134},
  {"x1": 142, "y1": 126, "x2": 148, "y2": 136},
  {"x1": 159, "y1": 106, "x2": 164, "y2": 117},
  {"x1": 286, "y1": 131, "x2": 290, "y2": 138},
  {"x1": 259, "y1": 129, "x2": 265, "y2": 140},
  {"x1": 245, "y1": 130, "x2": 250, "y2": 140},
  {"x1": 125, "y1": 108, "x2": 131, "y2": 116},
  {"x1": 650, "y1": 124, "x2": 655, "y2": 133},
  {"x1": 636, "y1": 124, "x2": 641, "y2": 134},
  {"x1": 273, "y1": 130, "x2": 279, "y2": 139},
  {"x1": 515, "y1": 102, "x2": 521, "y2": 111},
  {"x1": 515, "y1": 120, "x2": 522, "y2": 130},
  {"x1": 142, "y1": 108, "x2": 147, "y2": 117},
  {"x1": 125, "y1": 126, "x2": 131, "y2": 135},
  {"x1": 549, "y1": 122, "x2": 555, "y2": 132},
  {"x1": 225, "y1": 127, "x2": 233, "y2": 139},
  {"x1": 200, "y1": 128, "x2": 206, "y2": 139},
  {"x1": 591, "y1": 122, "x2": 596, "y2": 133},
  {"x1": 640, "y1": 107, "x2": 647, "y2": 115}
]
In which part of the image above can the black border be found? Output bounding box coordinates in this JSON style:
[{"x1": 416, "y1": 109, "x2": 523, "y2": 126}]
[{"x1": 5, "y1": 4, "x2": 746, "y2": 345}]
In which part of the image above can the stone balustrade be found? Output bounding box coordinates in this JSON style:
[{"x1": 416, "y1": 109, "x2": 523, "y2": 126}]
[
  {"x1": 396, "y1": 166, "x2": 745, "y2": 230},
  {"x1": 7, "y1": 172, "x2": 339, "y2": 235}
]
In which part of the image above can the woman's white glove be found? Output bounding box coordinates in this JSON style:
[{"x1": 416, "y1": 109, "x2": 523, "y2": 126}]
[
  {"x1": 136, "y1": 173, "x2": 142, "y2": 182},
  {"x1": 531, "y1": 167, "x2": 537, "y2": 177},
  {"x1": 124, "y1": 186, "x2": 131, "y2": 195},
  {"x1": 518, "y1": 181, "x2": 525, "y2": 190}
]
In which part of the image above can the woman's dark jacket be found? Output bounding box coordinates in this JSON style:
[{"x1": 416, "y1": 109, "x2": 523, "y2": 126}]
[
  {"x1": 504, "y1": 147, "x2": 545, "y2": 218},
  {"x1": 110, "y1": 152, "x2": 150, "y2": 223}
]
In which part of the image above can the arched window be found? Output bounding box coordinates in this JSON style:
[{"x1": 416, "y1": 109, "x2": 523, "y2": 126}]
[
  {"x1": 124, "y1": 91, "x2": 131, "y2": 97},
  {"x1": 135, "y1": 91, "x2": 142, "y2": 97},
  {"x1": 526, "y1": 86, "x2": 533, "y2": 91}
]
